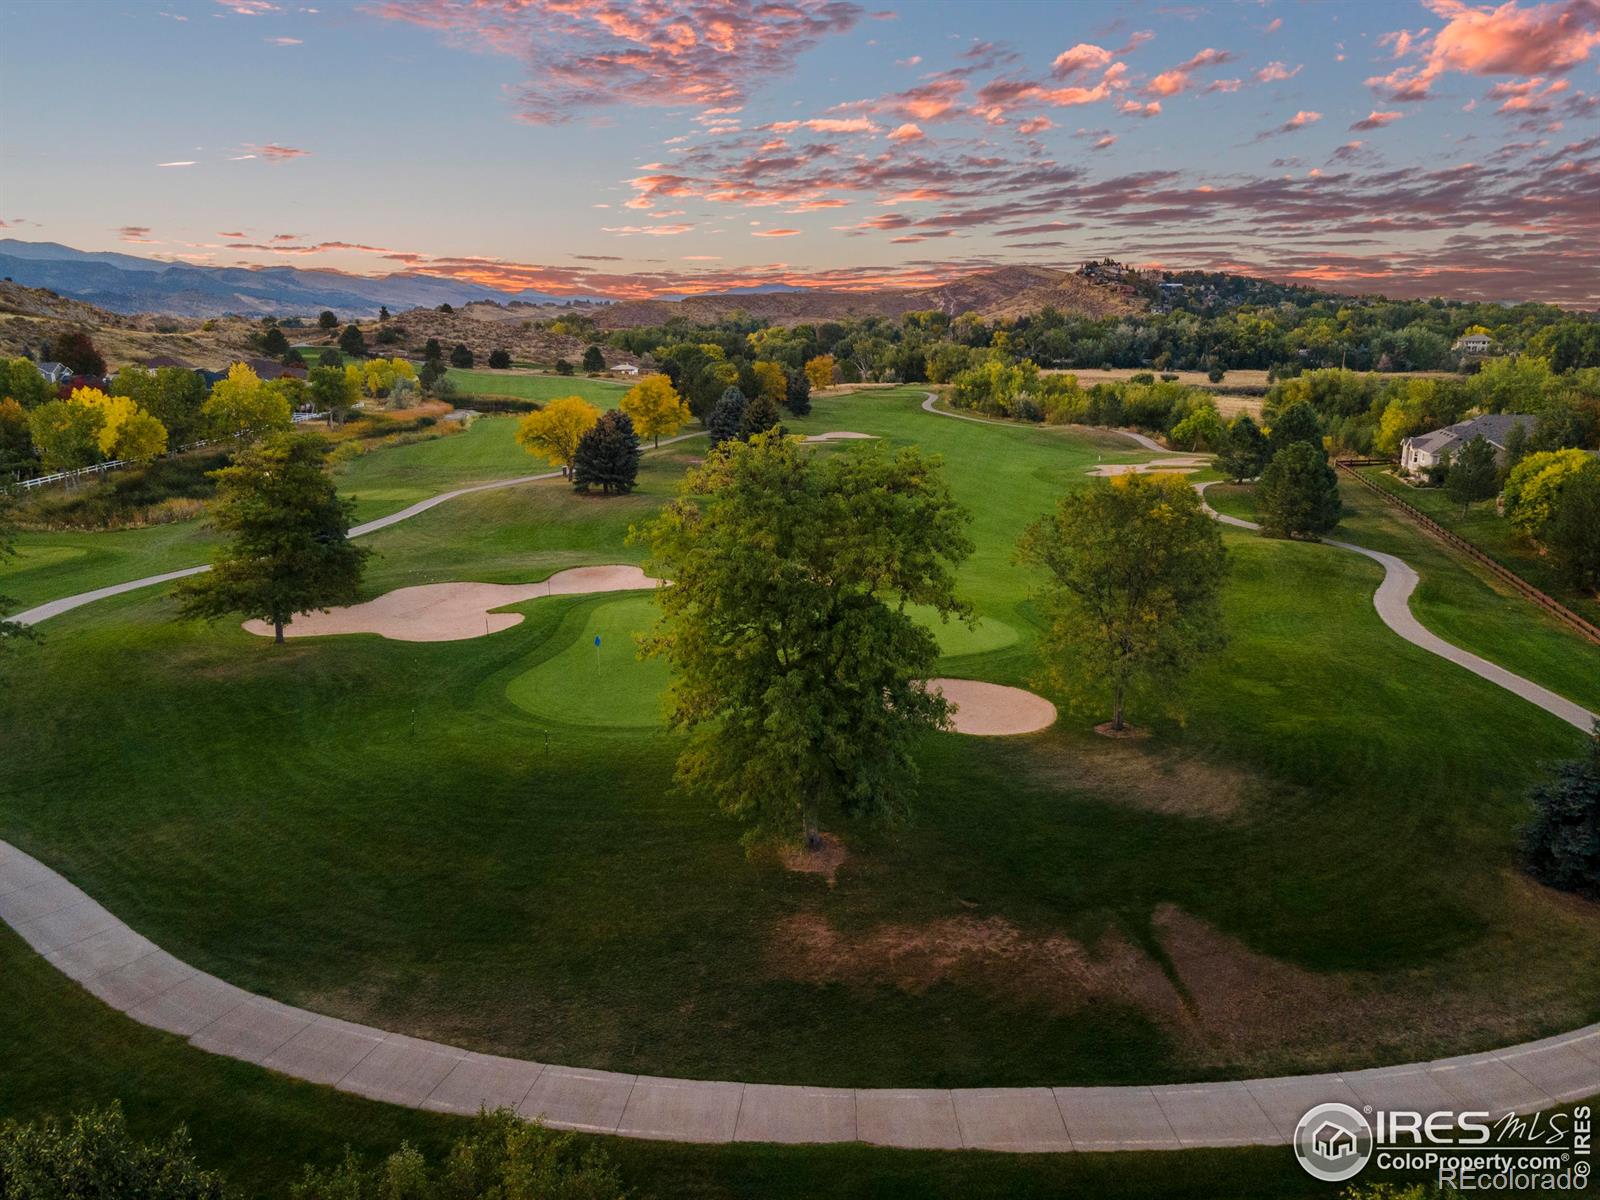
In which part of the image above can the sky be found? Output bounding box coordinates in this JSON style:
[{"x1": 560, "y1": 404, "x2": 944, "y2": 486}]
[{"x1": 1, "y1": 0, "x2": 1598, "y2": 306}]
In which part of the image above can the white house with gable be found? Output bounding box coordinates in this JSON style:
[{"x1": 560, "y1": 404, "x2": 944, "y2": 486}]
[{"x1": 1400, "y1": 412, "x2": 1535, "y2": 477}]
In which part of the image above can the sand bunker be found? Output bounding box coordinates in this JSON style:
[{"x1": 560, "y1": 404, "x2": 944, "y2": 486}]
[
  {"x1": 243, "y1": 565, "x2": 663, "y2": 643},
  {"x1": 1087, "y1": 457, "x2": 1206, "y2": 477},
  {"x1": 804, "y1": 431, "x2": 878, "y2": 442},
  {"x1": 927, "y1": 677, "x2": 1056, "y2": 735}
]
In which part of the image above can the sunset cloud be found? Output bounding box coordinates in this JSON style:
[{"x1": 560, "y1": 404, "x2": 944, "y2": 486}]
[
  {"x1": 751, "y1": 227, "x2": 801, "y2": 237},
  {"x1": 1351, "y1": 109, "x2": 1404, "y2": 129},
  {"x1": 1144, "y1": 47, "x2": 1234, "y2": 97},
  {"x1": 1254, "y1": 109, "x2": 1323, "y2": 139},
  {"x1": 367, "y1": 0, "x2": 866, "y2": 123},
  {"x1": 1369, "y1": 0, "x2": 1600, "y2": 102},
  {"x1": 886, "y1": 122, "x2": 924, "y2": 142}
]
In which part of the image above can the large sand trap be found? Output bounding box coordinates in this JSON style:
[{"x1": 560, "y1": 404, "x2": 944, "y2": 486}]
[
  {"x1": 804, "y1": 431, "x2": 878, "y2": 442},
  {"x1": 1087, "y1": 457, "x2": 1206, "y2": 477},
  {"x1": 243, "y1": 565, "x2": 662, "y2": 643},
  {"x1": 927, "y1": 677, "x2": 1056, "y2": 735}
]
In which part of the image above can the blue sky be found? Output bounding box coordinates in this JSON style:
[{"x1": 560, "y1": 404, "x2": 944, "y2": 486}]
[{"x1": 2, "y1": 0, "x2": 1597, "y2": 303}]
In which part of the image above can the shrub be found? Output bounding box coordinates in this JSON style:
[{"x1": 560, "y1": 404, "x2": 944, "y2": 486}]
[
  {"x1": 0, "y1": 1103, "x2": 227, "y2": 1199},
  {"x1": 488, "y1": 349, "x2": 511, "y2": 370},
  {"x1": 289, "y1": 1110, "x2": 625, "y2": 1200},
  {"x1": 449, "y1": 343, "x2": 474, "y2": 369},
  {"x1": 1128, "y1": 372, "x2": 1156, "y2": 385},
  {"x1": 1208, "y1": 366, "x2": 1226, "y2": 383},
  {"x1": 1521, "y1": 725, "x2": 1600, "y2": 899}
]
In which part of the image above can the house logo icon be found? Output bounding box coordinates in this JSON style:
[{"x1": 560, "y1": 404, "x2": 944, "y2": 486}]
[{"x1": 1294, "y1": 1103, "x2": 1374, "y2": 1182}]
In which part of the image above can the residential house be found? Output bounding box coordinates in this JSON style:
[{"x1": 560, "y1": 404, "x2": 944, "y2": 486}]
[
  {"x1": 1400, "y1": 412, "x2": 1535, "y2": 477},
  {"x1": 241, "y1": 357, "x2": 308, "y2": 382},
  {"x1": 612, "y1": 362, "x2": 640, "y2": 376},
  {"x1": 34, "y1": 361, "x2": 72, "y2": 385},
  {"x1": 1452, "y1": 333, "x2": 1492, "y2": 354}
]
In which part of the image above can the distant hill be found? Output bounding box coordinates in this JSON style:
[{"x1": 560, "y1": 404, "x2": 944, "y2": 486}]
[
  {"x1": 0, "y1": 240, "x2": 606, "y2": 318},
  {"x1": 593, "y1": 265, "x2": 1139, "y2": 329}
]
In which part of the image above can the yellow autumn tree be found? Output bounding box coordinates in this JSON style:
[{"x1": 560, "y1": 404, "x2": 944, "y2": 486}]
[
  {"x1": 751, "y1": 360, "x2": 787, "y2": 405},
  {"x1": 70, "y1": 387, "x2": 168, "y2": 462},
  {"x1": 363, "y1": 356, "x2": 416, "y2": 397},
  {"x1": 516, "y1": 395, "x2": 600, "y2": 477},
  {"x1": 202, "y1": 363, "x2": 292, "y2": 442},
  {"x1": 619, "y1": 373, "x2": 692, "y2": 448},
  {"x1": 804, "y1": 355, "x2": 837, "y2": 392}
]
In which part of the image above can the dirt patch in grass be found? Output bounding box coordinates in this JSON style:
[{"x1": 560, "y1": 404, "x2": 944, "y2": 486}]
[
  {"x1": 1025, "y1": 739, "x2": 1255, "y2": 820},
  {"x1": 771, "y1": 913, "x2": 1186, "y2": 1024},
  {"x1": 780, "y1": 833, "x2": 849, "y2": 884}
]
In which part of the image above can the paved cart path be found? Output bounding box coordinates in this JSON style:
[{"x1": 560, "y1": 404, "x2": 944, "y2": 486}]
[{"x1": 2, "y1": 838, "x2": 1598, "y2": 1150}]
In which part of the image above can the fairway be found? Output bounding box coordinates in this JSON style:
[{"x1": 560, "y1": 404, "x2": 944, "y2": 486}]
[
  {"x1": 4, "y1": 387, "x2": 1599, "y2": 1095},
  {"x1": 447, "y1": 369, "x2": 628, "y2": 407}
]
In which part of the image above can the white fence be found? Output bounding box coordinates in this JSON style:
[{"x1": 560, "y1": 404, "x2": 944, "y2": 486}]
[{"x1": 10, "y1": 418, "x2": 326, "y2": 491}]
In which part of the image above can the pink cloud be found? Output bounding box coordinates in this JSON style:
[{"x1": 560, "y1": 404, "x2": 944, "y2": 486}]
[
  {"x1": 1118, "y1": 98, "x2": 1162, "y2": 117},
  {"x1": 367, "y1": 0, "x2": 865, "y2": 123},
  {"x1": 1143, "y1": 47, "x2": 1234, "y2": 97},
  {"x1": 1351, "y1": 109, "x2": 1404, "y2": 129},
  {"x1": 1017, "y1": 116, "x2": 1055, "y2": 134},
  {"x1": 1052, "y1": 43, "x2": 1113, "y2": 78},
  {"x1": 1254, "y1": 61, "x2": 1302, "y2": 83},
  {"x1": 751, "y1": 227, "x2": 801, "y2": 237},
  {"x1": 764, "y1": 117, "x2": 879, "y2": 134},
  {"x1": 887, "y1": 122, "x2": 925, "y2": 141},
  {"x1": 1254, "y1": 109, "x2": 1322, "y2": 140},
  {"x1": 1369, "y1": 0, "x2": 1600, "y2": 102}
]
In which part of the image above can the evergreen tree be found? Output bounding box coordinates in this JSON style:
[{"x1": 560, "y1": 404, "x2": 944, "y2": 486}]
[
  {"x1": 707, "y1": 386, "x2": 747, "y2": 444},
  {"x1": 487, "y1": 348, "x2": 511, "y2": 369},
  {"x1": 572, "y1": 409, "x2": 642, "y2": 495},
  {"x1": 317, "y1": 348, "x2": 342, "y2": 369},
  {"x1": 261, "y1": 327, "x2": 291, "y2": 357},
  {"x1": 740, "y1": 390, "x2": 783, "y2": 439},
  {"x1": 1444, "y1": 435, "x2": 1499, "y2": 515},
  {"x1": 1216, "y1": 415, "x2": 1270, "y2": 481},
  {"x1": 423, "y1": 338, "x2": 443, "y2": 362},
  {"x1": 582, "y1": 345, "x2": 606, "y2": 372},
  {"x1": 1259, "y1": 442, "x2": 1342, "y2": 538},
  {"x1": 317, "y1": 310, "x2": 338, "y2": 330},
  {"x1": 338, "y1": 324, "x2": 367, "y2": 358},
  {"x1": 785, "y1": 366, "x2": 812, "y2": 416},
  {"x1": 378, "y1": 305, "x2": 390, "y2": 321},
  {"x1": 449, "y1": 343, "x2": 474, "y2": 368},
  {"x1": 1268, "y1": 400, "x2": 1324, "y2": 456}
]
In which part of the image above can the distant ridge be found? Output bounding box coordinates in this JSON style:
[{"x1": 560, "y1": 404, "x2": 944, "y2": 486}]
[{"x1": 0, "y1": 240, "x2": 610, "y2": 318}]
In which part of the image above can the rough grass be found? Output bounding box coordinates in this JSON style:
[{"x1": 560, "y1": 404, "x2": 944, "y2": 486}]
[{"x1": 5, "y1": 388, "x2": 1599, "y2": 1092}]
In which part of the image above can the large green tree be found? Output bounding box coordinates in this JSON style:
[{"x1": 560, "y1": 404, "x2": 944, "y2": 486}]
[
  {"x1": 0, "y1": 1104, "x2": 225, "y2": 1200},
  {"x1": 1546, "y1": 467, "x2": 1600, "y2": 594},
  {"x1": 177, "y1": 433, "x2": 369, "y2": 643},
  {"x1": 635, "y1": 432, "x2": 972, "y2": 848},
  {"x1": 1259, "y1": 442, "x2": 1342, "y2": 538},
  {"x1": 1020, "y1": 473, "x2": 1227, "y2": 733},
  {"x1": 1267, "y1": 400, "x2": 1324, "y2": 456},
  {"x1": 706, "y1": 386, "x2": 747, "y2": 444}
]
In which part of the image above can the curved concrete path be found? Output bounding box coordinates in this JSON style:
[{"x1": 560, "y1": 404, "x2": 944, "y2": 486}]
[
  {"x1": 1195, "y1": 483, "x2": 1597, "y2": 733},
  {"x1": 2, "y1": 836, "x2": 1597, "y2": 1149},
  {"x1": 8, "y1": 431, "x2": 706, "y2": 629}
]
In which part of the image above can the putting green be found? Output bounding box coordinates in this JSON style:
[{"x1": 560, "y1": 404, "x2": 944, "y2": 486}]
[
  {"x1": 506, "y1": 594, "x2": 672, "y2": 728},
  {"x1": 911, "y1": 604, "x2": 1019, "y2": 658}
]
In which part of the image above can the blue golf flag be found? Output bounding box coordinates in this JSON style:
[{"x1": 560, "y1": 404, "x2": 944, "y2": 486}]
[{"x1": 594, "y1": 635, "x2": 602, "y2": 647}]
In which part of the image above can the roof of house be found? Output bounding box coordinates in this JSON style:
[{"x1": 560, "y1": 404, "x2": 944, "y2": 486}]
[
  {"x1": 241, "y1": 358, "x2": 308, "y2": 381},
  {"x1": 35, "y1": 361, "x2": 68, "y2": 375},
  {"x1": 1406, "y1": 412, "x2": 1535, "y2": 455}
]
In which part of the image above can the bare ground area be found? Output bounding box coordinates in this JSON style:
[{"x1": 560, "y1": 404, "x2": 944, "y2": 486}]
[
  {"x1": 1024, "y1": 738, "x2": 1259, "y2": 820},
  {"x1": 927, "y1": 678, "x2": 1057, "y2": 735},
  {"x1": 770, "y1": 875, "x2": 1600, "y2": 1077}
]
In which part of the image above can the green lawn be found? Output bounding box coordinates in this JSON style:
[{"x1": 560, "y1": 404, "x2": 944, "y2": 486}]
[
  {"x1": 1205, "y1": 479, "x2": 1600, "y2": 714},
  {"x1": 333, "y1": 415, "x2": 552, "y2": 520},
  {"x1": 447, "y1": 369, "x2": 628, "y2": 407},
  {"x1": 1360, "y1": 466, "x2": 1600, "y2": 626},
  {"x1": 2, "y1": 520, "x2": 220, "y2": 612},
  {"x1": 5, "y1": 388, "x2": 1598, "y2": 1096}
]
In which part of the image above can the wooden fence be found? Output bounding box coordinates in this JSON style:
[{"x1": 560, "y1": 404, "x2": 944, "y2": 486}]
[{"x1": 1336, "y1": 459, "x2": 1600, "y2": 646}]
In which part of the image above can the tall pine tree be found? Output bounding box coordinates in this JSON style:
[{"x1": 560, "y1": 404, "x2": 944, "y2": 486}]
[{"x1": 572, "y1": 410, "x2": 642, "y2": 495}]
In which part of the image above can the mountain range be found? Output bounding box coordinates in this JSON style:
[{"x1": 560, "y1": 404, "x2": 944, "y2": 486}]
[{"x1": 0, "y1": 240, "x2": 607, "y2": 318}]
